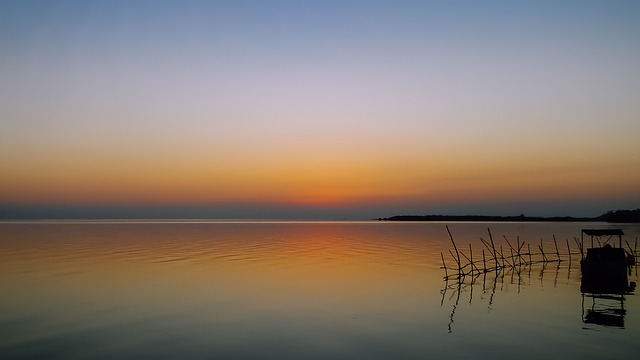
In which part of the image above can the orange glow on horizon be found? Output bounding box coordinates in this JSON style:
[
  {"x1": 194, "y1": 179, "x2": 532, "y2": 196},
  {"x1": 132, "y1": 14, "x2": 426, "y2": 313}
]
[
  {"x1": 2, "y1": 1, "x2": 640, "y2": 216},
  {"x1": 2, "y1": 133, "x2": 639, "y2": 207}
]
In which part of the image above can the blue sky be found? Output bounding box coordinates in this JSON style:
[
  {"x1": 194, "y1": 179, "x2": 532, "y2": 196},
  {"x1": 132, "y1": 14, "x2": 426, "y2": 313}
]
[{"x1": 1, "y1": 1, "x2": 639, "y2": 219}]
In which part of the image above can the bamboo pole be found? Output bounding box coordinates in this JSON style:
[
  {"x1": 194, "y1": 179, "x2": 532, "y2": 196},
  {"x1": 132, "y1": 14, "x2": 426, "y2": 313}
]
[
  {"x1": 539, "y1": 239, "x2": 548, "y2": 263},
  {"x1": 625, "y1": 240, "x2": 634, "y2": 256},
  {"x1": 510, "y1": 247, "x2": 515, "y2": 266},
  {"x1": 448, "y1": 249, "x2": 458, "y2": 268},
  {"x1": 516, "y1": 237, "x2": 524, "y2": 266},
  {"x1": 480, "y1": 238, "x2": 498, "y2": 269},
  {"x1": 504, "y1": 236, "x2": 517, "y2": 265},
  {"x1": 460, "y1": 251, "x2": 480, "y2": 274},
  {"x1": 553, "y1": 236, "x2": 561, "y2": 261},
  {"x1": 487, "y1": 228, "x2": 499, "y2": 270},
  {"x1": 482, "y1": 249, "x2": 486, "y2": 272},
  {"x1": 566, "y1": 238, "x2": 572, "y2": 266},
  {"x1": 574, "y1": 237, "x2": 583, "y2": 260},
  {"x1": 469, "y1": 243, "x2": 477, "y2": 274},
  {"x1": 439, "y1": 227, "x2": 595, "y2": 282},
  {"x1": 441, "y1": 252, "x2": 449, "y2": 279},
  {"x1": 446, "y1": 225, "x2": 462, "y2": 276},
  {"x1": 500, "y1": 245, "x2": 512, "y2": 267}
]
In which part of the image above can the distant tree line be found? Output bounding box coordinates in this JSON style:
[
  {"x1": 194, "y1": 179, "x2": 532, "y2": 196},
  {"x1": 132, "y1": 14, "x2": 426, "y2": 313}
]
[
  {"x1": 595, "y1": 209, "x2": 640, "y2": 223},
  {"x1": 378, "y1": 209, "x2": 640, "y2": 223}
]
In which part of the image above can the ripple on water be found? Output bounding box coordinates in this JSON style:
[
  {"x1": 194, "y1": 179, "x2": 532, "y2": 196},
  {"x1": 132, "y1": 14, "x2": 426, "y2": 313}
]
[{"x1": 1, "y1": 221, "x2": 639, "y2": 359}]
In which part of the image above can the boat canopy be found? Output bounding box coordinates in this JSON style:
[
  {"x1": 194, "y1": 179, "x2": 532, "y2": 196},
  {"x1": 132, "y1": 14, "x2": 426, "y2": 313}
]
[
  {"x1": 581, "y1": 229, "x2": 624, "y2": 249},
  {"x1": 582, "y1": 229, "x2": 624, "y2": 236}
]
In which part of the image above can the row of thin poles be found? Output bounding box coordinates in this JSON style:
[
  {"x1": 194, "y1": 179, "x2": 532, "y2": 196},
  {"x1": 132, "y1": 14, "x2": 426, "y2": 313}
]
[
  {"x1": 441, "y1": 254, "x2": 589, "y2": 333},
  {"x1": 440, "y1": 226, "x2": 639, "y2": 282}
]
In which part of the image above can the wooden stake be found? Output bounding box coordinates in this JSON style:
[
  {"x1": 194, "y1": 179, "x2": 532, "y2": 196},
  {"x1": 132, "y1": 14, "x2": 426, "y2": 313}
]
[
  {"x1": 574, "y1": 237, "x2": 583, "y2": 260},
  {"x1": 469, "y1": 243, "x2": 475, "y2": 273},
  {"x1": 539, "y1": 239, "x2": 548, "y2": 263},
  {"x1": 516, "y1": 237, "x2": 523, "y2": 265},
  {"x1": 487, "y1": 228, "x2": 498, "y2": 269},
  {"x1": 504, "y1": 237, "x2": 517, "y2": 265},
  {"x1": 446, "y1": 225, "x2": 462, "y2": 276},
  {"x1": 441, "y1": 252, "x2": 449, "y2": 279},
  {"x1": 460, "y1": 250, "x2": 480, "y2": 274},
  {"x1": 482, "y1": 249, "x2": 486, "y2": 272},
  {"x1": 566, "y1": 238, "x2": 572, "y2": 266}
]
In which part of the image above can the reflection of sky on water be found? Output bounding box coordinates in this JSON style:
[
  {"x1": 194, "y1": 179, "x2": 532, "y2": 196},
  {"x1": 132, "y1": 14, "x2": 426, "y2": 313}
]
[{"x1": 1, "y1": 221, "x2": 639, "y2": 359}]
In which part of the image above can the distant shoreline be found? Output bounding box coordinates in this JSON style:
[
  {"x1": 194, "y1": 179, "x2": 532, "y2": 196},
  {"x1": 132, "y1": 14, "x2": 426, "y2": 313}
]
[
  {"x1": 378, "y1": 210, "x2": 640, "y2": 223},
  {"x1": 378, "y1": 215, "x2": 594, "y2": 222}
]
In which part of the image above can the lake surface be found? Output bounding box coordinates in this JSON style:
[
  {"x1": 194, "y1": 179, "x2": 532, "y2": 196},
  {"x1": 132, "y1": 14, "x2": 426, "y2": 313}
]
[{"x1": 1, "y1": 221, "x2": 639, "y2": 359}]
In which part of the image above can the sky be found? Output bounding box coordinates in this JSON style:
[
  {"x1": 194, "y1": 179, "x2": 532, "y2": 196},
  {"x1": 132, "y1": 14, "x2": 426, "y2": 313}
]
[{"x1": 1, "y1": 0, "x2": 640, "y2": 219}]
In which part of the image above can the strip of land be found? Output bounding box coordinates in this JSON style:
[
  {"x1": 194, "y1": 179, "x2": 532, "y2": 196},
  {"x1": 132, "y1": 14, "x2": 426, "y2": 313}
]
[{"x1": 378, "y1": 209, "x2": 640, "y2": 223}]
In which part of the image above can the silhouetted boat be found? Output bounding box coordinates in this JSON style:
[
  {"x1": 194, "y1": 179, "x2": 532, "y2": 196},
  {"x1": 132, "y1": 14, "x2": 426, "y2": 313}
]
[
  {"x1": 580, "y1": 229, "x2": 634, "y2": 281},
  {"x1": 579, "y1": 229, "x2": 636, "y2": 328}
]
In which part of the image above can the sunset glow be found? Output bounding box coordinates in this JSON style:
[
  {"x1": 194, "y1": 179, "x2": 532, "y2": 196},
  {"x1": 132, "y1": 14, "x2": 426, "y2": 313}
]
[{"x1": 1, "y1": 1, "x2": 640, "y2": 218}]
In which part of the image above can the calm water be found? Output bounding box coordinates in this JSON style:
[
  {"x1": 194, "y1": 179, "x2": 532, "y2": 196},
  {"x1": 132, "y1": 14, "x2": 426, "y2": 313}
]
[{"x1": 1, "y1": 221, "x2": 639, "y2": 359}]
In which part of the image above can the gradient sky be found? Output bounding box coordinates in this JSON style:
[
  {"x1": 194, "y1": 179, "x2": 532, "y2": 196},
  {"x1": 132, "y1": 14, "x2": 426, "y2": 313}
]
[{"x1": 1, "y1": 0, "x2": 640, "y2": 219}]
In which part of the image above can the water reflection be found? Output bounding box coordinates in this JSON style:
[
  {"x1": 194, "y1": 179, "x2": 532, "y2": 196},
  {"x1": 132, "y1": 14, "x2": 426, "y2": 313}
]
[
  {"x1": 581, "y1": 275, "x2": 636, "y2": 329},
  {"x1": 442, "y1": 262, "x2": 637, "y2": 332},
  {"x1": 2, "y1": 221, "x2": 640, "y2": 359}
]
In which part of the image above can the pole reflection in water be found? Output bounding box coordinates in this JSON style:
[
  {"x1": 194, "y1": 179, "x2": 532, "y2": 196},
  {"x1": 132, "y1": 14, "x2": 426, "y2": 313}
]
[
  {"x1": 440, "y1": 227, "x2": 639, "y2": 333},
  {"x1": 442, "y1": 261, "x2": 637, "y2": 333},
  {"x1": 2, "y1": 221, "x2": 639, "y2": 359}
]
